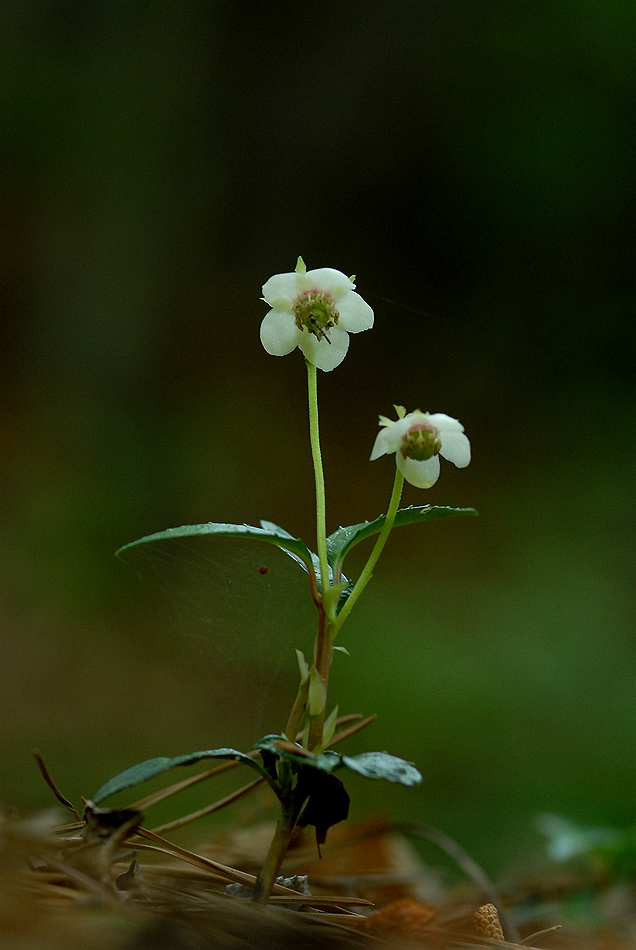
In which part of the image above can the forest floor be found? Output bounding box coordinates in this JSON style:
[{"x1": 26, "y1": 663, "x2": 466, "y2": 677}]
[{"x1": 1, "y1": 804, "x2": 633, "y2": 950}]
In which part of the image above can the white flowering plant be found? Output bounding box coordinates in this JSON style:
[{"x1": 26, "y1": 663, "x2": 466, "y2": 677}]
[{"x1": 89, "y1": 256, "x2": 477, "y2": 905}]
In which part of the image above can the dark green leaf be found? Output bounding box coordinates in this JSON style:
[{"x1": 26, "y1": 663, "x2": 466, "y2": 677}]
[
  {"x1": 93, "y1": 749, "x2": 273, "y2": 804},
  {"x1": 295, "y1": 751, "x2": 343, "y2": 772},
  {"x1": 261, "y1": 520, "x2": 349, "y2": 600},
  {"x1": 335, "y1": 579, "x2": 354, "y2": 613},
  {"x1": 341, "y1": 752, "x2": 423, "y2": 786},
  {"x1": 253, "y1": 737, "x2": 342, "y2": 773},
  {"x1": 117, "y1": 522, "x2": 316, "y2": 578},
  {"x1": 326, "y1": 505, "x2": 477, "y2": 569},
  {"x1": 252, "y1": 739, "x2": 422, "y2": 785},
  {"x1": 253, "y1": 734, "x2": 283, "y2": 780},
  {"x1": 259, "y1": 519, "x2": 319, "y2": 582},
  {"x1": 258, "y1": 521, "x2": 296, "y2": 540}
]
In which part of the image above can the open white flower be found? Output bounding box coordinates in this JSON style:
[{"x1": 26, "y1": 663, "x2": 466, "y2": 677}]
[
  {"x1": 371, "y1": 407, "x2": 471, "y2": 488},
  {"x1": 260, "y1": 257, "x2": 374, "y2": 372}
]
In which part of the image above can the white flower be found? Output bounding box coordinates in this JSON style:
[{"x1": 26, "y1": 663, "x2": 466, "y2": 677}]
[
  {"x1": 370, "y1": 407, "x2": 471, "y2": 488},
  {"x1": 260, "y1": 257, "x2": 374, "y2": 372}
]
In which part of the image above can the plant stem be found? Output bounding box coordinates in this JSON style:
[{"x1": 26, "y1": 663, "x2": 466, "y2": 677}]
[
  {"x1": 305, "y1": 359, "x2": 332, "y2": 749},
  {"x1": 307, "y1": 611, "x2": 332, "y2": 750},
  {"x1": 332, "y1": 467, "x2": 404, "y2": 637},
  {"x1": 252, "y1": 792, "x2": 305, "y2": 903},
  {"x1": 306, "y1": 360, "x2": 330, "y2": 600}
]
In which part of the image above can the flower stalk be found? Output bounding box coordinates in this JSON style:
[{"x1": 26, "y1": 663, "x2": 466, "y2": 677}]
[
  {"x1": 332, "y1": 467, "x2": 404, "y2": 637},
  {"x1": 306, "y1": 360, "x2": 330, "y2": 601},
  {"x1": 305, "y1": 358, "x2": 334, "y2": 750}
]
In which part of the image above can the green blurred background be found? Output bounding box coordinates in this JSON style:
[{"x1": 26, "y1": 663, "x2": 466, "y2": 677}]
[{"x1": 1, "y1": 1, "x2": 634, "y2": 875}]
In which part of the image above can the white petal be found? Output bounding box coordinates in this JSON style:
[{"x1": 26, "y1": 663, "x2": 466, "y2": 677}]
[
  {"x1": 262, "y1": 272, "x2": 302, "y2": 308},
  {"x1": 439, "y1": 430, "x2": 471, "y2": 468},
  {"x1": 370, "y1": 421, "x2": 398, "y2": 458},
  {"x1": 337, "y1": 291, "x2": 374, "y2": 332},
  {"x1": 389, "y1": 414, "x2": 419, "y2": 445},
  {"x1": 260, "y1": 309, "x2": 303, "y2": 356},
  {"x1": 428, "y1": 414, "x2": 470, "y2": 468},
  {"x1": 299, "y1": 326, "x2": 349, "y2": 372},
  {"x1": 370, "y1": 426, "x2": 393, "y2": 460},
  {"x1": 396, "y1": 452, "x2": 440, "y2": 488},
  {"x1": 428, "y1": 413, "x2": 464, "y2": 432},
  {"x1": 403, "y1": 409, "x2": 431, "y2": 427},
  {"x1": 302, "y1": 267, "x2": 354, "y2": 299},
  {"x1": 370, "y1": 415, "x2": 419, "y2": 459}
]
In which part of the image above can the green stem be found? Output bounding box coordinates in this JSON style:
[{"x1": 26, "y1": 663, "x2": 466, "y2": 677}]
[
  {"x1": 305, "y1": 359, "x2": 332, "y2": 749},
  {"x1": 332, "y1": 467, "x2": 404, "y2": 637},
  {"x1": 252, "y1": 793, "x2": 304, "y2": 903},
  {"x1": 306, "y1": 360, "x2": 330, "y2": 600},
  {"x1": 307, "y1": 611, "x2": 332, "y2": 750}
]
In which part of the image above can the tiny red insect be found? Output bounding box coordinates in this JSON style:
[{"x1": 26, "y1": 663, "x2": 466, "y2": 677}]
[{"x1": 259, "y1": 566, "x2": 269, "y2": 575}]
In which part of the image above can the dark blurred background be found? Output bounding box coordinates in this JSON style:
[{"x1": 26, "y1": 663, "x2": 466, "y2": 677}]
[{"x1": 1, "y1": 1, "x2": 634, "y2": 875}]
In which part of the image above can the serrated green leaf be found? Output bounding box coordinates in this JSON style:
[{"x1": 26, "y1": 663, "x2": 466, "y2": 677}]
[
  {"x1": 117, "y1": 522, "x2": 316, "y2": 577},
  {"x1": 340, "y1": 751, "x2": 422, "y2": 786},
  {"x1": 259, "y1": 520, "x2": 296, "y2": 540},
  {"x1": 92, "y1": 749, "x2": 272, "y2": 804},
  {"x1": 302, "y1": 751, "x2": 342, "y2": 772},
  {"x1": 259, "y1": 520, "x2": 310, "y2": 575},
  {"x1": 251, "y1": 737, "x2": 421, "y2": 786},
  {"x1": 259, "y1": 520, "x2": 351, "y2": 604},
  {"x1": 335, "y1": 579, "x2": 354, "y2": 613},
  {"x1": 326, "y1": 505, "x2": 477, "y2": 569},
  {"x1": 252, "y1": 734, "x2": 288, "y2": 757},
  {"x1": 253, "y1": 736, "x2": 342, "y2": 773}
]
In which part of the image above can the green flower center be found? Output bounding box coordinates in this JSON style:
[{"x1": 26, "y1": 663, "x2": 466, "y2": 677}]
[
  {"x1": 400, "y1": 423, "x2": 442, "y2": 461},
  {"x1": 293, "y1": 291, "x2": 340, "y2": 343}
]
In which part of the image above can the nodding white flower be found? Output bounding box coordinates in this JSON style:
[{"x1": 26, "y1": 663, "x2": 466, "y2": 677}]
[
  {"x1": 371, "y1": 407, "x2": 471, "y2": 488},
  {"x1": 260, "y1": 257, "x2": 374, "y2": 372}
]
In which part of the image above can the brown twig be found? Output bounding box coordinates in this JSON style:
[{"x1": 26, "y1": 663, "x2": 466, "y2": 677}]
[
  {"x1": 33, "y1": 751, "x2": 81, "y2": 820},
  {"x1": 128, "y1": 757, "x2": 247, "y2": 811},
  {"x1": 326, "y1": 714, "x2": 377, "y2": 748},
  {"x1": 149, "y1": 777, "x2": 266, "y2": 835},
  {"x1": 133, "y1": 826, "x2": 300, "y2": 896},
  {"x1": 519, "y1": 925, "x2": 562, "y2": 945}
]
